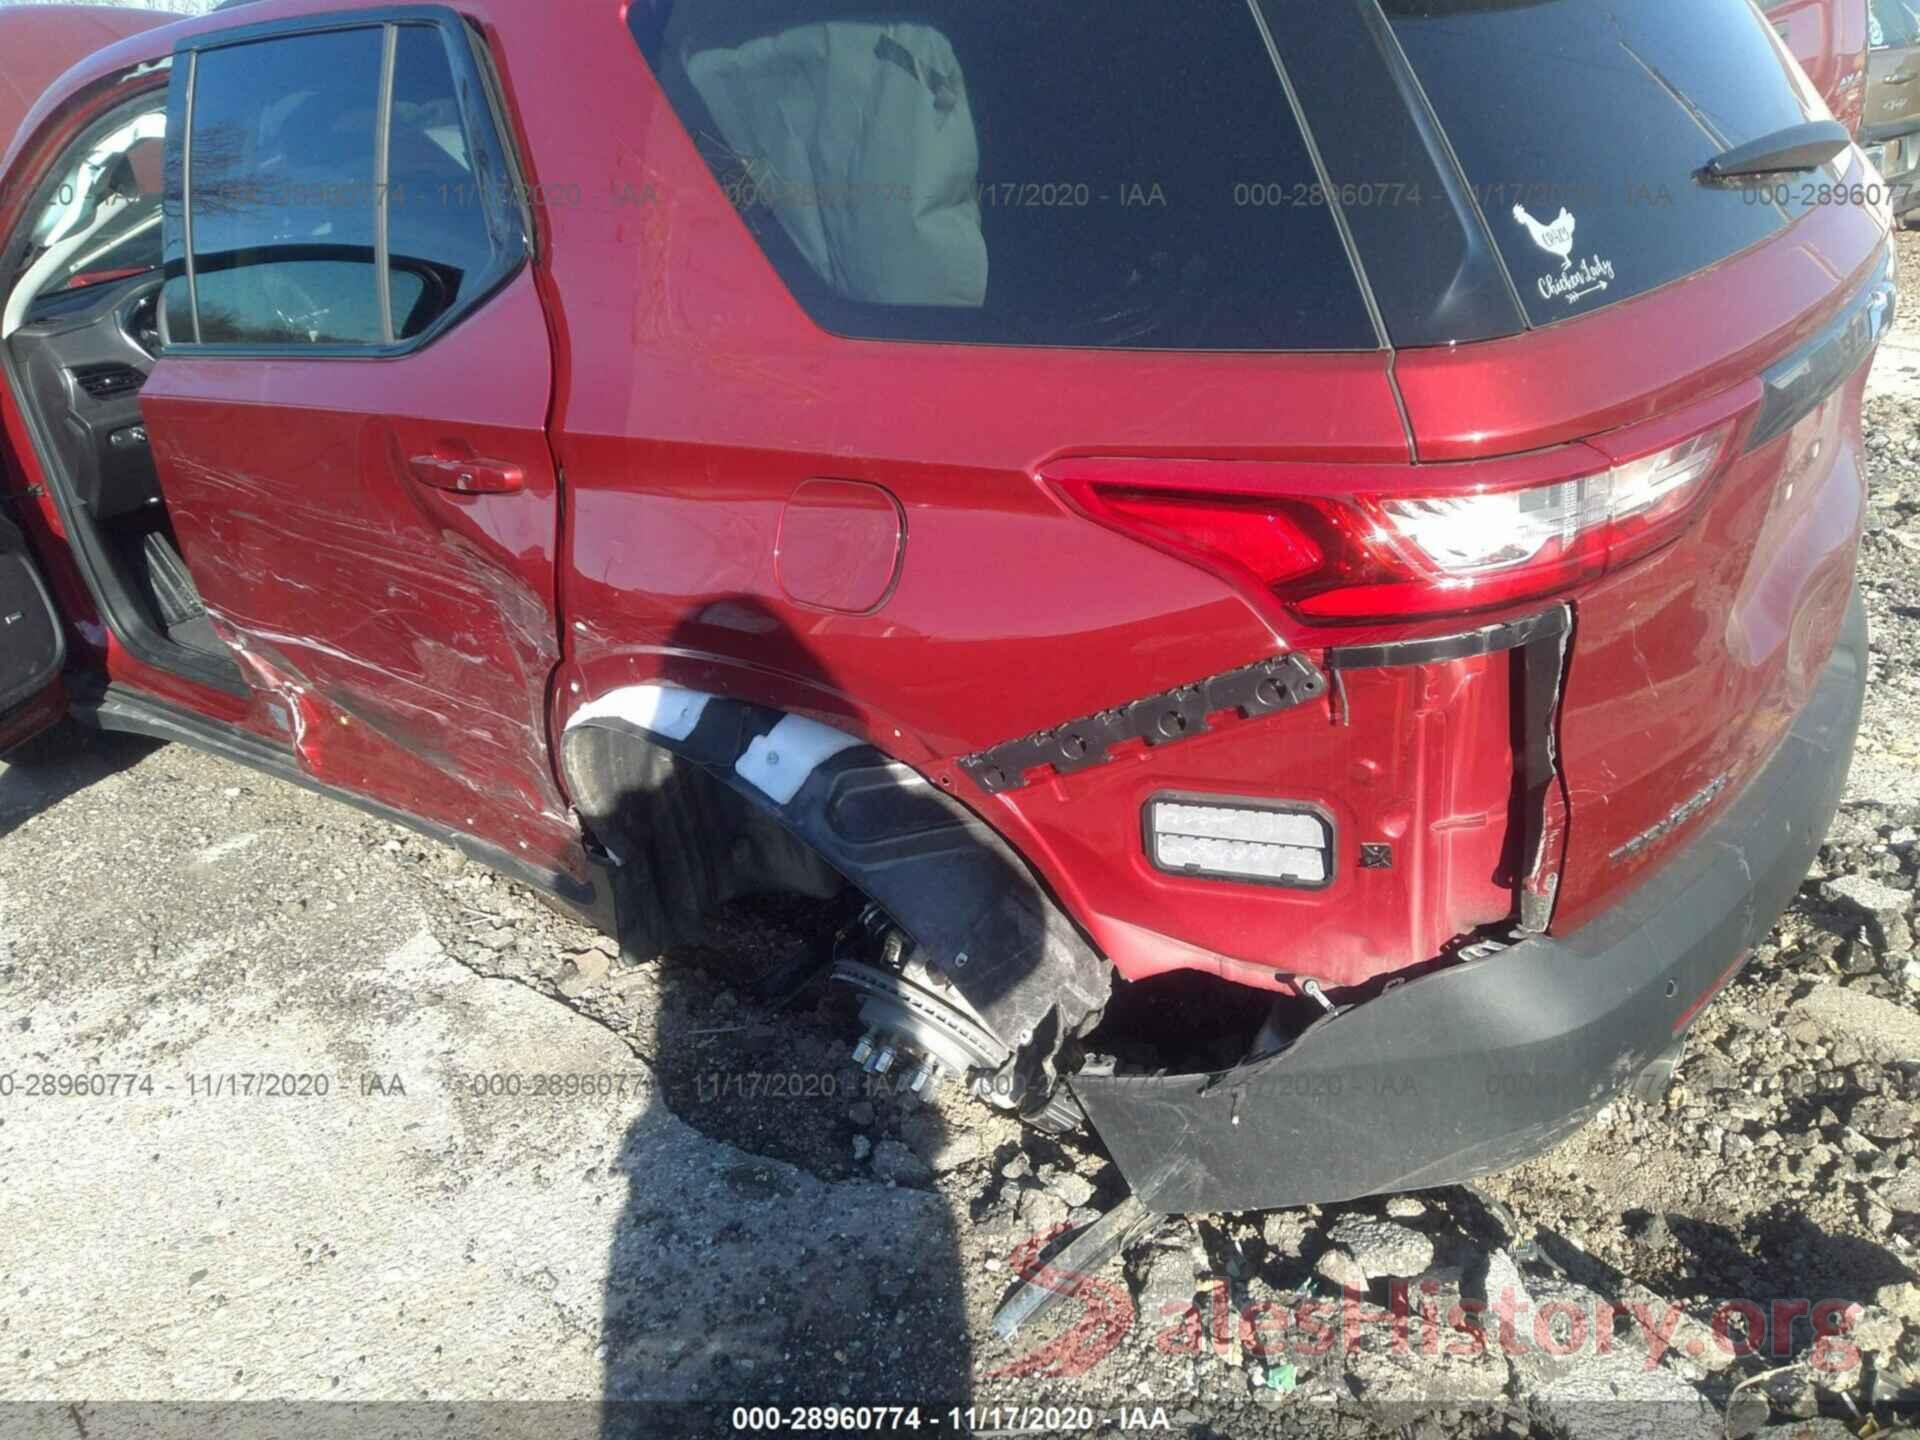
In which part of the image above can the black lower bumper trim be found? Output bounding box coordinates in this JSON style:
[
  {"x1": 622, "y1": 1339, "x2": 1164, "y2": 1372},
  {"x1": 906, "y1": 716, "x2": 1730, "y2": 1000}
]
[{"x1": 1073, "y1": 593, "x2": 1867, "y2": 1214}]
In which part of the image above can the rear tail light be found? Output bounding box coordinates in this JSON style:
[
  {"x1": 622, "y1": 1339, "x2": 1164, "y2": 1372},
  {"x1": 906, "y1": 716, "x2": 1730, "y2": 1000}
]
[{"x1": 1050, "y1": 419, "x2": 1736, "y2": 625}]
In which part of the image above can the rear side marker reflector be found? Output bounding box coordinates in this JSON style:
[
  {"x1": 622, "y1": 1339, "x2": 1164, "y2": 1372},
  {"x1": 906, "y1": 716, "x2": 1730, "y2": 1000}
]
[
  {"x1": 1146, "y1": 799, "x2": 1332, "y2": 887},
  {"x1": 958, "y1": 653, "x2": 1326, "y2": 795}
]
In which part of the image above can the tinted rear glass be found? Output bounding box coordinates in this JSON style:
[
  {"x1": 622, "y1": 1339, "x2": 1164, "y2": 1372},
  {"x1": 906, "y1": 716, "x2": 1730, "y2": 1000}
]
[
  {"x1": 1384, "y1": 0, "x2": 1823, "y2": 327},
  {"x1": 385, "y1": 25, "x2": 502, "y2": 338},
  {"x1": 180, "y1": 29, "x2": 385, "y2": 344},
  {"x1": 628, "y1": 0, "x2": 1379, "y2": 350}
]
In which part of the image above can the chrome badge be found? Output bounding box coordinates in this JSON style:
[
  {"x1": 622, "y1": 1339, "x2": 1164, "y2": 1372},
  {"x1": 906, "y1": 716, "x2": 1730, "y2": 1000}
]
[{"x1": 1609, "y1": 773, "x2": 1732, "y2": 864}]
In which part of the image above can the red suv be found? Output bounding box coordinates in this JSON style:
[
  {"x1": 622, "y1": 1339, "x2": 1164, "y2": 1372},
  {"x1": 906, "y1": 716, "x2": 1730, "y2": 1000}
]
[{"x1": 0, "y1": 0, "x2": 1895, "y2": 1214}]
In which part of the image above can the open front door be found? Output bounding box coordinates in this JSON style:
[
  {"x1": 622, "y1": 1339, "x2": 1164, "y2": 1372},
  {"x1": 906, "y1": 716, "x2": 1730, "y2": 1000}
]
[{"x1": 0, "y1": 508, "x2": 66, "y2": 753}]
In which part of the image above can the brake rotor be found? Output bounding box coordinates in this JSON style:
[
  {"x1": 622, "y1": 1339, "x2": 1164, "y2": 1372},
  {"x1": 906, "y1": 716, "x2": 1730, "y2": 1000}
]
[{"x1": 829, "y1": 912, "x2": 1082, "y2": 1133}]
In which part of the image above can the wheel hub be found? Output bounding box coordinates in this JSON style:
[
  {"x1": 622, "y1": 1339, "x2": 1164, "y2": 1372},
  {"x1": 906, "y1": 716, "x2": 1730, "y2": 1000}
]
[{"x1": 829, "y1": 908, "x2": 1082, "y2": 1131}]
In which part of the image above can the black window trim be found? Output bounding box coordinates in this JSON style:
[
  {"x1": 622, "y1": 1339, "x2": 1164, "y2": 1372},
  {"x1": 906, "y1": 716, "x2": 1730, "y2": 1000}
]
[
  {"x1": 372, "y1": 22, "x2": 398, "y2": 343},
  {"x1": 179, "y1": 48, "x2": 200, "y2": 341},
  {"x1": 1346, "y1": 0, "x2": 1530, "y2": 334},
  {"x1": 162, "y1": 4, "x2": 531, "y2": 360},
  {"x1": 1242, "y1": 0, "x2": 1388, "y2": 353}
]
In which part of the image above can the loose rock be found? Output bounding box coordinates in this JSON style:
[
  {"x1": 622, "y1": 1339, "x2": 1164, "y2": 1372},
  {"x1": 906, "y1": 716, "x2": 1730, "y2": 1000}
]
[
  {"x1": 1314, "y1": 1246, "x2": 1370, "y2": 1294},
  {"x1": 869, "y1": 1139, "x2": 931, "y2": 1187},
  {"x1": 1326, "y1": 1214, "x2": 1436, "y2": 1280}
]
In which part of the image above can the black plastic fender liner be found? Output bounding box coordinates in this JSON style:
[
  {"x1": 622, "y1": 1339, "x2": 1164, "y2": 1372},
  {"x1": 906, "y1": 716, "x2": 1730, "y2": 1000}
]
[
  {"x1": 560, "y1": 692, "x2": 1112, "y2": 1083},
  {"x1": 1074, "y1": 592, "x2": 1867, "y2": 1214}
]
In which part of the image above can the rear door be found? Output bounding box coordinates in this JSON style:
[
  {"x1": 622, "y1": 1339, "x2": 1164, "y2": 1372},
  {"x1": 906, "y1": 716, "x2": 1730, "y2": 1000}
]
[{"x1": 137, "y1": 8, "x2": 585, "y2": 880}]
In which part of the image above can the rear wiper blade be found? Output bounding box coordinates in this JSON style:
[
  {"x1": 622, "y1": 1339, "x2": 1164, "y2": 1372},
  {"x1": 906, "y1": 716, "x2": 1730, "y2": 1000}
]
[{"x1": 1699, "y1": 120, "x2": 1852, "y2": 181}]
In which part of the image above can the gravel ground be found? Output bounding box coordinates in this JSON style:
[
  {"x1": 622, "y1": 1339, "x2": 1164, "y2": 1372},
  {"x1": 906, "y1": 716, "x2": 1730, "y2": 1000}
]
[{"x1": 6, "y1": 243, "x2": 1920, "y2": 1440}]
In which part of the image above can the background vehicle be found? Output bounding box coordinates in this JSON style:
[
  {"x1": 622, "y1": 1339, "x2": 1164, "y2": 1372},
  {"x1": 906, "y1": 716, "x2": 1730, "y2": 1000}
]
[
  {"x1": 1764, "y1": 0, "x2": 1873, "y2": 135},
  {"x1": 0, "y1": 0, "x2": 1892, "y2": 1214},
  {"x1": 1865, "y1": 0, "x2": 1920, "y2": 216}
]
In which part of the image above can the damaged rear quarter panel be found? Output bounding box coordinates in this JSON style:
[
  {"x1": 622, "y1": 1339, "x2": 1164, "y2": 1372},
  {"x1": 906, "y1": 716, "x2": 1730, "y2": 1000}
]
[{"x1": 529, "y1": 7, "x2": 1535, "y2": 992}]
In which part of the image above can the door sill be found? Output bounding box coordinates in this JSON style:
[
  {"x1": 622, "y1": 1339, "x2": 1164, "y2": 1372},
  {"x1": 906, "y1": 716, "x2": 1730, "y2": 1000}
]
[{"x1": 71, "y1": 680, "x2": 616, "y2": 933}]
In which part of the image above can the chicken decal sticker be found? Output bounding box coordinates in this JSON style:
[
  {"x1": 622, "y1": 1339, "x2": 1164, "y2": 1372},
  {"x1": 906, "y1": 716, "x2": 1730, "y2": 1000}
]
[
  {"x1": 1512, "y1": 204, "x2": 1616, "y2": 307},
  {"x1": 1512, "y1": 203, "x2": 1575, "y2": 262}
]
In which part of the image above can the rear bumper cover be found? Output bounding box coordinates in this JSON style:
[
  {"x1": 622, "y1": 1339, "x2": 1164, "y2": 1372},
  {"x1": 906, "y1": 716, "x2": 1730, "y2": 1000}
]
[{"x1": 1072, "y1": 593, "x2": 1867, "y2": 1214}]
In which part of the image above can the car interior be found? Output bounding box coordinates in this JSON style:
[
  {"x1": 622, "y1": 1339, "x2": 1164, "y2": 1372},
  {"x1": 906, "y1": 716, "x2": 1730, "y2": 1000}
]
[{"x1": 0, "y1": 91, "x2": 242, "y2": 691}]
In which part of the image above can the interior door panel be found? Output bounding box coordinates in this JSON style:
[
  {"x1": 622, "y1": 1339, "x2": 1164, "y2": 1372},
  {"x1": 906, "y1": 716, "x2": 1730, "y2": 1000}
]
[{"x1": 0, "y1": 508, "x2": 66, "y2": 745}]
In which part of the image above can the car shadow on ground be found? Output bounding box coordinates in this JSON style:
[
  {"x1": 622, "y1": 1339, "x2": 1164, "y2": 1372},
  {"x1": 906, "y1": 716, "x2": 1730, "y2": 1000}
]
[
  {"x1": 595, "y1": 599, "x2": 977, "y2": 1434},
  {"x1": 598, "y1": 954, "x2": 975, "y2": 1437},
  {"x1": 0, "y1": 720, "x2": 158, "y2": 840}
]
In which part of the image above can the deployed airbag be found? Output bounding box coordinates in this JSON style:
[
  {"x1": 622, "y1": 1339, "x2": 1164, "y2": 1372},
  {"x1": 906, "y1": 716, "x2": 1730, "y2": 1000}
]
[{"x1": 683, "y1": 21, "x2": 987, "y2": 307}]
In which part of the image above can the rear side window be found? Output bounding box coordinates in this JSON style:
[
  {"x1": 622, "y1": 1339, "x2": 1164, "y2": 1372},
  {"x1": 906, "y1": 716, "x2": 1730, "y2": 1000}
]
[
  {"x1": 1382, "y1": 0, "x2": 1826, "y2": 327},
  {"x1": 162, "y1": 14, "x2": 520, "y2": 351},
  {"x1": 627, "y1": 0, "x2": 1379, "y2": 351},
  {"x1": 180, "y1": 29, "x2": 385, "y2": 345}
]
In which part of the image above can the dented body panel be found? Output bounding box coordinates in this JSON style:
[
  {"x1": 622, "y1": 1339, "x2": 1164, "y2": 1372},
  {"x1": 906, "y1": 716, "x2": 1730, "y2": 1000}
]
[
  {"x1": 1764, "y1": 0, "x2": 1871, "y2": 137},
  {"x1": 0, "y1": 0, "x2": 1889, "y2": 1209},
  {"x1": 139, "y1": 273, "x2": 584, "y2": 879},
  {"x1": 1076, "y1": 593, "x2": 1866, "y2": 1213}
]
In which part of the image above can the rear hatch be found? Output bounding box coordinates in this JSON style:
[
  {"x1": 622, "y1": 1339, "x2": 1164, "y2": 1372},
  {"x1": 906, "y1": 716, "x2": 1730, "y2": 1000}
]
[
  {"x1": 1352, "y1": 0, "x2": 1892, "y2": 931},
  {"x1": 1089, "y1": 0, "x2": 1893, "y2": 944}
]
